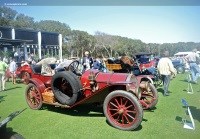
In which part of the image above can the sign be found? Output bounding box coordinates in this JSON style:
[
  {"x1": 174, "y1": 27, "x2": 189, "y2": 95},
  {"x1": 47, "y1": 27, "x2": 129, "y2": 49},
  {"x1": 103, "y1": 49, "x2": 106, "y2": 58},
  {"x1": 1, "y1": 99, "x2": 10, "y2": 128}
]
[{"x1": 181, "y1": 99, "x2": 195, "y2": 130}]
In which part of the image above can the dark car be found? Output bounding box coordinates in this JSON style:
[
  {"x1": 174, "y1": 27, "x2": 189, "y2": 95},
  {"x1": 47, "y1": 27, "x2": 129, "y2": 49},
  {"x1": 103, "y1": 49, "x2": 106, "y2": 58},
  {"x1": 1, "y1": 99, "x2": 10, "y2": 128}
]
[{"x1": 171, "y1": 59, "x2": 185, "y2": 74}]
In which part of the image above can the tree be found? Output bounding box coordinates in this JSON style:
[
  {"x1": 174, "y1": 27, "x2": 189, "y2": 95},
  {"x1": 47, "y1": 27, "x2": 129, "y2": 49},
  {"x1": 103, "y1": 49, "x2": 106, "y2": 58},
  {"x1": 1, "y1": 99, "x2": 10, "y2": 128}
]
[
  {"x1": 94, "y1": 31, "x2": 118, "y2": 58},
  {"x1": 0, "y1": 6, "x2": 17, "y2": 26},
  {"x1": 66, "y1": 30, "x2": 95, "y2": 58},
  {"x1": 12, "y1": 13, "x2": 35, "y2": 28}
]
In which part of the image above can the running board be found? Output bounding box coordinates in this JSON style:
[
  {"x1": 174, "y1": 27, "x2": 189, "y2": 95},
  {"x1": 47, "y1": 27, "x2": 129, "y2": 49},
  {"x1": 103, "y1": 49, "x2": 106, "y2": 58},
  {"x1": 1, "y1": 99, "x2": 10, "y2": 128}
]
[{"x1": 43, "y1": 101, "x2": 70, "y2": 108}]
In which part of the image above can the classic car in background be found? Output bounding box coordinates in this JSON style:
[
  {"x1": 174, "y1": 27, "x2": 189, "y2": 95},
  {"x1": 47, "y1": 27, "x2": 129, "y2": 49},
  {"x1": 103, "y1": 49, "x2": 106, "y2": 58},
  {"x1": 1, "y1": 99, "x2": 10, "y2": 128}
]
[
  {"x1": 105, "y1": 56, "x2": 162, "y2": 87},
  {"x1": 25, "y1": 60, "x2": 158, "y2": 131},
  {"x1": 6, "y1": 58, "x2": 57, "y2": 84},
  {"x1": 132, "y1": 52, "x2": 156, "y2": 70}
]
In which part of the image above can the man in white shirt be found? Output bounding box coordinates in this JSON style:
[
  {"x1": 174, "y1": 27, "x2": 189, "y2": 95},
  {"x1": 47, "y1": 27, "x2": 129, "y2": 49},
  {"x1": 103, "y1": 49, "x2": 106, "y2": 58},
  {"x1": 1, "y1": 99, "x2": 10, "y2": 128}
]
[
  {"x1": 9, "y1": 58, "x2": 17, "y2": 84},
  {"x1": 157, "y1": 51, "x2": 176, "y2": 96},
  {"x1": 185, "y1": 49, "x2": 200, "y2": 84}
]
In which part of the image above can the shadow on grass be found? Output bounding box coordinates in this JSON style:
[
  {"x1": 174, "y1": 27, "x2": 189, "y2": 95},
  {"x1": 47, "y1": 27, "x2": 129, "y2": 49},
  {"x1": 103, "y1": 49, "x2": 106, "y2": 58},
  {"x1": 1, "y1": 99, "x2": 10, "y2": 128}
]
[
  {"x1": 175, "y1": 116, "x2": 183, "y2": 122},
  {"x1": 105, "y1": 119, "x2": 144, "y2": 131},
  {"x1": 5, "y1": 87, "x2": 22, "y2": 91},
  {"x1": 157, "y1": 88, "x2": 174, "y2": 95},
  {"x1": 157, "y1": 88, "x2": 163, "y2": 92},
  {"x1": 176, "y1": 106, "x2": 200, "y2": 124},
  {"x1": 179, "y1": 79, "x2": 190, "y2": 83},
  {"x1": 0, "y1": 95, "x2": 6, "y2": 103},
  {"x1": 144, "y1": 106, "x2": 157, "y2": 112},
  {"x1": 41, "y1": 103, "x2": 104, "y2": 117},
  {"x1": 1, "y1": 127, "x2": 25, "y2": 139},
  {"x1": 187, "y1": 106, "x2": 200, "y2": 122}
]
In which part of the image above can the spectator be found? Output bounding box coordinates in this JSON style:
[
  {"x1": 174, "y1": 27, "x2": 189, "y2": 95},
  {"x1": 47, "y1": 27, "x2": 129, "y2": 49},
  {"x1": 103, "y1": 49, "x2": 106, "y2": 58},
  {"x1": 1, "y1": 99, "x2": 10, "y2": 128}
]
[
  {"x1": 19, "y1": 52, "x2": 24, "y2": 63},
  {"x1": 28, "y1": 53, "x2": 37, "y2": 65},
  {"x1": 82, "y1": 51, "x2": 93, "y2": 73},
  {"x1": 0, "y1": 59, "x2": 8, "y2": 91},
  {"x1": 3, "y1": 56, "x2": 8, "y2": 64},
  {"x1": 157, "y1": 51, "x2": 176, "y2": 96},
  {"x1": 14, "y1": 50, "x2": 19, "y2": 62},
  {"x1": 9, "y1": 58, "x2": 17, "y2": 84},
  {"x1": 185, "y1": 49, "x2": 200, "y2": 84},
  {"x1": 93, "y1": 58, "x2": 100, "y2": 70}
]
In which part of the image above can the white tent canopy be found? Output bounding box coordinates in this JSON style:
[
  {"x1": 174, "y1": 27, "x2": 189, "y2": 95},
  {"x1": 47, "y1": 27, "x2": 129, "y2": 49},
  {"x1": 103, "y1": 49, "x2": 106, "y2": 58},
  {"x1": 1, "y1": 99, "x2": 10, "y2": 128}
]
[{"x1": 174, "y1": 51, "x2": 200, "y2": 57}]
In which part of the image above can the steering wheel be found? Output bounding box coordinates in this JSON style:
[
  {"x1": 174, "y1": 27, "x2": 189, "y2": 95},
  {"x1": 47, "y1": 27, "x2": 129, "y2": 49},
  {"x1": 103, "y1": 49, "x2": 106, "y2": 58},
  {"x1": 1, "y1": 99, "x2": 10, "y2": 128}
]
[{"x1": 68, "y1": 61, "x2": 82, "y2": 76}]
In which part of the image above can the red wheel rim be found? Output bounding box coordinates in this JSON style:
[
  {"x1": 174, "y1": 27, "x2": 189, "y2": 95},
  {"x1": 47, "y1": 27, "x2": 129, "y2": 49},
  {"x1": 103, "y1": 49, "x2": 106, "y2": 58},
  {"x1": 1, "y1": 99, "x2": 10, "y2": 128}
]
[
  {"x1": 26, "y1": 85, "x2": 41, "y2": 108},
  {"x1": 141, "y1": 88, "x2": 156, "y2": 108},
  {"x1": 107, "y1": 95, "x2": 138, "y2": 128}
]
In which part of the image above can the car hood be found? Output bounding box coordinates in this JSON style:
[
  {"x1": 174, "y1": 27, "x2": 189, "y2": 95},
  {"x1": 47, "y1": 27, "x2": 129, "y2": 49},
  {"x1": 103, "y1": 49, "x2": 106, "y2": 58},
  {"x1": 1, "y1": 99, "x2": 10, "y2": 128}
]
[{"x1": 81, "y1": 70, "x2": 136, "y2": 85}]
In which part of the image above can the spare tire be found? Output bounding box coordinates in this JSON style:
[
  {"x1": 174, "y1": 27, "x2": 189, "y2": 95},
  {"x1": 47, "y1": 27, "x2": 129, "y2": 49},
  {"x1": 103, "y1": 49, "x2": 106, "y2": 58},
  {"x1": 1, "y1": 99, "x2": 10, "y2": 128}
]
[
  {"x1": 51, "y1": 71, "x2": 81, "y2": 105},
  {"x1": 68, "y1": 71, "x2": 83, "y2": 99}
]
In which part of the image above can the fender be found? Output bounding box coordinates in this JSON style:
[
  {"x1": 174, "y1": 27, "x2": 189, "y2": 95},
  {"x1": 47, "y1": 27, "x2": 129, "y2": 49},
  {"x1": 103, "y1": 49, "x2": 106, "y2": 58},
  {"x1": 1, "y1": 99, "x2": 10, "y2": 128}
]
[
  {"x1": 28, "y1": 78, "x2": 46, "y2": 94},
  {"x1": 140, "y1": 76, "x2": 154, "y2": 84},
  {"x1": 136, "y1": 75, "x2": 154, "y2": 84},
  {"x1": 145, "y1": 76, "x2": 154, "y2": 84}
]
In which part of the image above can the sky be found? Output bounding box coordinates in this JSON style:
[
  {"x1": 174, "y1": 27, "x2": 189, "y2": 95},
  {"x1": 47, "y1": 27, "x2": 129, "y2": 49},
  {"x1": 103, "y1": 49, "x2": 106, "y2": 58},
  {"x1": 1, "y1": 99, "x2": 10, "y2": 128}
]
[{"x1": 7, "y1": 6, "x2": 200, "y2": 44}]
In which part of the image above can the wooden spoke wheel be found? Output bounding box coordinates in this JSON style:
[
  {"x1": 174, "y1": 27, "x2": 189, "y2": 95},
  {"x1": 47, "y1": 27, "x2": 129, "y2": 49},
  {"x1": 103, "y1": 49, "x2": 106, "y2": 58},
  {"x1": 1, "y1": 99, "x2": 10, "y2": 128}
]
[
  {"x1": 140, "y1": 83, "x2": 158, "y2": 109},
  {"x1": 103, "y1": 90, "x2": 143, "y2": 131},
  {"x1": 25, "y1": 83, "x2": 43, "y2": 110}
]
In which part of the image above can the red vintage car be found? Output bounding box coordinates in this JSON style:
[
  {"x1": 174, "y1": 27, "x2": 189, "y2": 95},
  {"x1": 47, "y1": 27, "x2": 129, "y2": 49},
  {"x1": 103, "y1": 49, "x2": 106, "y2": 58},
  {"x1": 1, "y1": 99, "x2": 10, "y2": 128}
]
[
  {"x1": 6, "y1": 58, "x2": 57, "y2": 84},
  {"x1": 25, "y1": 60, "x2": 158, "y2": 131}
]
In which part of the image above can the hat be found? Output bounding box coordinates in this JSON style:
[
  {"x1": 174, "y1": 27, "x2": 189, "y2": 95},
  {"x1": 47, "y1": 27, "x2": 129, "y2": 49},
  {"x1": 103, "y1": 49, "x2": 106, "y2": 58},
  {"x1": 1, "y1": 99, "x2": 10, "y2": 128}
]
[{"x1": 85, "y1": 51, "x2": 89, "y2": 55}]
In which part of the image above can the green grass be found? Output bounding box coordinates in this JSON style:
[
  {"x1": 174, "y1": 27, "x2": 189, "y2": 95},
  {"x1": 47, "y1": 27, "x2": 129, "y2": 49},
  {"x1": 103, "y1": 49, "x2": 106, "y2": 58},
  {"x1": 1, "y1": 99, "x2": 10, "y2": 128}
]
[{"x1": 0, "y1": 73, "x2": 200, "y2": 139}]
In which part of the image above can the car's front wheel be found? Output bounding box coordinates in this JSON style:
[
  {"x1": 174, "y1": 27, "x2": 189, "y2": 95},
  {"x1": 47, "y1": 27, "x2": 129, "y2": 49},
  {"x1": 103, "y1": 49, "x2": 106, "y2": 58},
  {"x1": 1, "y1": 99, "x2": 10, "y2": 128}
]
[{"x1": 103, "y1": 90, "x2": 143, "y2": 131}]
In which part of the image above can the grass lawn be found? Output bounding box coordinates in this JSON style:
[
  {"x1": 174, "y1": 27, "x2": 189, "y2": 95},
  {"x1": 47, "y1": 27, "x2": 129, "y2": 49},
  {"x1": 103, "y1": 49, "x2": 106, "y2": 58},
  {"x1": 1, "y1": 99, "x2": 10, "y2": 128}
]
[{"x1": 0, "y1": 72, "x2": 200, "y2": 139}]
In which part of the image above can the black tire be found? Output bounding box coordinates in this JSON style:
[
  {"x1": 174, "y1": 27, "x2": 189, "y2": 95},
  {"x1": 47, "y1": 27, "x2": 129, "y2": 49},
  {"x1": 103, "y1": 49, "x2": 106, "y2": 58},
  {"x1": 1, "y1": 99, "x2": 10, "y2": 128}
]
[
  {"x1": 176, "y1": 66, "x2": 185, "y2": 74},
  {"x1": 67, "y1": 71, "x2": 82, "y2": 90},
  {"x1": 103, "y1": 90, "x2": 143, "y2": 131},
  {"x1": 25, "y1": 83, "x2": 43, "y2": 110},
  {"x1": 51, "y1": 71, "x2": 80, "y2": 105},
  {"x1": 68, "y1": 71, "x2": 83, "y2": 99},
  {"x1": 10, "y1": 133, "x2": 25, "y2": 139},
  {"x1": 141, "y1": 83, "x2": 158, "y2": 109}
]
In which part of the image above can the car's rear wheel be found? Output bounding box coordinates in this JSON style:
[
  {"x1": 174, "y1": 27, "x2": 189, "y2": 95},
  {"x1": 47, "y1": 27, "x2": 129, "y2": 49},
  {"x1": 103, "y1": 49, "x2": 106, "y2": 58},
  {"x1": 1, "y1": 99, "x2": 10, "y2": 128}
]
[
  {"x1": 25, "y1": 83, "x2": 43, "y2": 110},
  {"x1": 140, "y1": 83, "x2": 158, "y2": 109},
  {"x1": 176, "y1": 66, "x2": 185, "y2": 74},
  {"x1": 103, "y1": 90, "x2": 143, "y2": 131}
]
